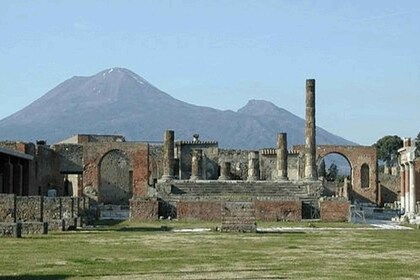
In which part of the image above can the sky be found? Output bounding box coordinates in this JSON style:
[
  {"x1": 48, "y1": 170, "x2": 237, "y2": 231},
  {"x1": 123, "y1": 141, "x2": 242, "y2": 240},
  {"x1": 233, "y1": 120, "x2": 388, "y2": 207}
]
[{"x1": 1, "y1": 1, "x2": 419, "y2": 146}]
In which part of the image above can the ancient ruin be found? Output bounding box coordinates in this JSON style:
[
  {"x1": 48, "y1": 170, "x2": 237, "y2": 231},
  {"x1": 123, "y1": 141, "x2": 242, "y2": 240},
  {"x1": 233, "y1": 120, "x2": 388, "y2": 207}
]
[{"x1": 1, "y1": 79, "x2": 418, "y2": 235}]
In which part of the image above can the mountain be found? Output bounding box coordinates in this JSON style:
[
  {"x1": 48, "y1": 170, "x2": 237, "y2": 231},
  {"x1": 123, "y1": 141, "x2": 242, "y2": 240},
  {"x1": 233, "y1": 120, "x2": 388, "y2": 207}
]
[{"x1": 0, "y1": 68, "x2": 355, "y2": 148}]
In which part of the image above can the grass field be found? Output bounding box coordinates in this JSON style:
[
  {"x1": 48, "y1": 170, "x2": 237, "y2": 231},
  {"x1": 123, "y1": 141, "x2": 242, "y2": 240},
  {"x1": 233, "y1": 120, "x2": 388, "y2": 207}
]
[{"x1": 0, "y1": 220, "x2": 419, "y2": 280}]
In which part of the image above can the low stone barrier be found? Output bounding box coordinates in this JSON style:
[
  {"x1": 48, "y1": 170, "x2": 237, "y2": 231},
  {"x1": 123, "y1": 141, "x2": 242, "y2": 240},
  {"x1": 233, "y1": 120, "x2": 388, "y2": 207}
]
[{"x1": 1, "y1": 222, "x2": 48, "y2": 237}]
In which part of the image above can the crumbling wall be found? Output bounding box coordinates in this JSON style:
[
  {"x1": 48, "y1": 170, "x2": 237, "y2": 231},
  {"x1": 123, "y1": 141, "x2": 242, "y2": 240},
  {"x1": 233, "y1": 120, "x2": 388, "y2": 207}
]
[
  {"x1": 176, "y1": 141, "x2": 219, "y2": 180},
  {"x1": 219, "y1": 149, "x2": 248, "y2": 180},
  {"x1": 52, "y1": 144, "x2": 83, "y2": 174},
  {"x1": 35, "y1": 145, "x2": 64, "y2": 196}
]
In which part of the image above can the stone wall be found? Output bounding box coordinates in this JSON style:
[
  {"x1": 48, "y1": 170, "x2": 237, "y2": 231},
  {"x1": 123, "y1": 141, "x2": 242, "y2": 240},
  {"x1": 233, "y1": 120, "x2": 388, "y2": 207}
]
[
  {"x1": 0, "y1": 195, "x2": 88, "y2": 229},
  {"x1": 0, "y1": 194, "x2": 15, "y2": 222},
  {"x1": 219, "y1": 149, "x2": 249, "y2": 180},
  {"x1": 129, "y1": 198, "x2": 159, "y2": 221},
  {"x1": 177, "y1": 141, "x2": 219, "y2": 180},
  {"x1": 319, "y1": 199, "x2": 350, "y2": 222},
  {"x1": 35, "y1": 145, "x2": 64, "y2": 196},
  {"x1": 16, "y1": 196, "x2": 43, "y2": 222},
  {"x1": 52, "y1": 144, "x2": 83, "y2": 174},
  {"x1": 255, "y1": 200, "x2": 302, "y2": 221}
]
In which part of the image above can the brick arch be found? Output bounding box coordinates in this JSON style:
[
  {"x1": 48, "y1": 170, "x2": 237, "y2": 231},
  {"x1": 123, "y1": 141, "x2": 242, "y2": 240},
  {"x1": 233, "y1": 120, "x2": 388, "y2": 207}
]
[
  {"x1": 293, "y1": 145, "x2": 378, "y2": 203},
  {"x1": 98, "y1": 149, "x2": 132, "y2": 205},
  {"x1": 317, "y1": 151, "x2": 353, "y2": 172},
  {"x1": 316, "y1": 146, "x2": 378, "y2": 203}
]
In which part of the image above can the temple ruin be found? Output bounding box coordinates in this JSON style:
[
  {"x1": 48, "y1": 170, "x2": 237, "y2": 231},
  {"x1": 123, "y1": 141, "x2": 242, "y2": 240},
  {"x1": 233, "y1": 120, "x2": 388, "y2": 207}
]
[{"x1": 1, "y1": 79, "x2": 418, "y2": 232}]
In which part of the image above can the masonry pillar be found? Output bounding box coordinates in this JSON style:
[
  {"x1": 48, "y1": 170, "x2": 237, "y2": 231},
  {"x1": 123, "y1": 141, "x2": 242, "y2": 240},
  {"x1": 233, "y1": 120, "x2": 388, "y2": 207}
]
[
  {"x1": 190, "y1": 149, "x2": 202, "y2": 180},
  {"x1": 409, "y1": 162, "x2": 416, "y2": 214},
  {"x1": 7, "y1": 159, "x2": 13, "y2": 194},
  {"x1": 400, "y1": 165, "x2": 406, "y2": 211},
  {"x1": 14, "y1": 162, "x2": 23, "y2": 195},
  {"x1": 276, "y1": 133, "x2": 288, "y2": 180},
  {"x1": 404, "y1": 163, "x2": 410, "y2": 214},
  {"x1": 218, "y1": 162, "x2": 231, "y2": 180},
  {"x1": 161, "y1": 130, "x2": 175, "y2": 180},
  {"x1": 305, "y1": 79, "x2": 317, "y2": 180},
  {"x1": 247, "y1": 151, "x2": 259, "y2": 181}
]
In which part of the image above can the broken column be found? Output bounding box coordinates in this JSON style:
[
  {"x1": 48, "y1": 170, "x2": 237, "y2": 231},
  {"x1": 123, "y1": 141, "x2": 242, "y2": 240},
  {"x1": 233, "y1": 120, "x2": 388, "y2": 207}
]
[
  {"x1": 161, "y1": 130, "x2": 175, "y2": 180},
  {"x1": 247, "y1": 151, "x2": 259, "y2": 181},
  {"x1": 276, "y1": 132, "x2": 288, "y2": 180},
  {"x1": 218, "y1": 161, "x2": 231, "y2": 180},
  {"x1": 305, "y1": 79, "x2": 317, "y2": 180},
  {"x1": 190, "y1": 149, "x2": 202, "y2": 180}
]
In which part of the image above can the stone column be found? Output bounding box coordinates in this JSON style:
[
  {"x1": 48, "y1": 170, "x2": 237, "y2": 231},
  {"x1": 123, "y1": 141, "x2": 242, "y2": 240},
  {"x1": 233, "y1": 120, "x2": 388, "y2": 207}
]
[
  {"x1": 218, "y1": 162, "x2": 231, "y2": 180},
  {"x1": 190, "y1": 149, "x2": 202, "y2": 180},
  {"x1": 305, "y1": 79, "x2": 317, "y2": 180},
  {"x1": 15, "y1": 162, "x2": 23, "y2": 196},
  {"x1": 409, "y1": 162, "x2": 416, "y2": 214},
  {"x1": 161, "y1": 130, "x2": 175, "y2": 180},
  {"x1": 405, "y1": 163, "x2": 410, "y2": 214},
  {"x1": 276, "y1": 133, "x2": 288, "y2": 180},
  {"x1": 247, "y1": 151, "x2": 259, "y2": 181},
  {"x1": 400, "y1": 165, "x2": 405, "y2": 211}
]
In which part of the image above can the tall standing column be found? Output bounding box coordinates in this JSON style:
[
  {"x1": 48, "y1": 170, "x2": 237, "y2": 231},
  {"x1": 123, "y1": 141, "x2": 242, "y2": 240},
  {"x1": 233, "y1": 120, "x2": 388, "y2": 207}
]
[
  {"x1": 409, "y1": 162, "x2": 416, "y2": 214},
  {"x1": 190, "y1": 149, "x2": 202, "y2": 180},
  {"x1": 305, "y1": 79, "x2": 317, "y2": 180},
  {"x1": 247, "y1": 151, "x2": 259, "y2": 181},
  {"x1": 276, "y1": 133, "x2": 288, "y2": 180},
  {"x1": 161, "y1": 130, "x2": 175, "y2": 180},
  {"x1": 405, "y1": 163, "x2": 410, "y2": 214},
  {"x1": 400, "y1": 165, "x2": 406, "y2": 211}
]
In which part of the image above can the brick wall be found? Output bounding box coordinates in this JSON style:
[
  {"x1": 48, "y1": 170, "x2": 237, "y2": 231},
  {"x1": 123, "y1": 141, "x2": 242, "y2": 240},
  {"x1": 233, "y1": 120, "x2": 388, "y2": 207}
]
[
  {"x1": 255, "y1": 200, "x2": 302, "y2": 221},
  {"x1": 129, "y1": 198, "x2": 159, "y2": 221},
  {"x1": 177, "y1": 201, "x2": 223, "y2": 221},
  {"x1": 320, "y1": 199, "x2": 350, "y2": 222}
]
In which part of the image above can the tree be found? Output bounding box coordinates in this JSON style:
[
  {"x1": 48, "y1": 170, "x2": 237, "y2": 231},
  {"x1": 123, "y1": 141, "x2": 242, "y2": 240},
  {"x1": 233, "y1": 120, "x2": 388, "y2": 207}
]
[
  {"x1": 318, "y1": 159, "x2": 326, "y2": 178},
  {"x1": 326, "y1": 162, "x2": 338, "y2": 182},
  {"x1": 374, "y1": 135, "x2": 403, "y2": 167}
]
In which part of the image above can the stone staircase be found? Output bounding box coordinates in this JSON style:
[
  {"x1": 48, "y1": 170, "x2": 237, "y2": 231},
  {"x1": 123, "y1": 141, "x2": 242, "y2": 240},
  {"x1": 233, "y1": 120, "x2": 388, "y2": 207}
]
[
  {"x1": 167, "y1": 181, "x2": 311, "y2": 200},
  {"x1": 221, "y1": 201, "x2": 256, "y2": 233}
]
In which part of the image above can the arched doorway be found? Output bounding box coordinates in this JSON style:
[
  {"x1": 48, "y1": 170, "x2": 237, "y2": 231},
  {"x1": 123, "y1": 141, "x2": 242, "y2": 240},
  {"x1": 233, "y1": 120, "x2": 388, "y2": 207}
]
[
  {"x1": 99, "y1": 150, "x2": 132, "y2": 205},
  {"x1": 317, "y1": 152, "x2": 352, "y2": 197}
]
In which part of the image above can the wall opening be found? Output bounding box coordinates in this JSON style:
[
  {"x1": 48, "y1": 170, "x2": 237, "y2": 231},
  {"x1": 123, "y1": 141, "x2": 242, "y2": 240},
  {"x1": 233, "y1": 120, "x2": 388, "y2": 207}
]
[
  {"x1": 99, "y1": 150, "x2": 132, "y2": 205},
  {"x1": 361, "y1": 163, "x2": 370, "y2": 188},
  {"x1": 317, "y1": 153, "x2": 351, "y2": 197}
]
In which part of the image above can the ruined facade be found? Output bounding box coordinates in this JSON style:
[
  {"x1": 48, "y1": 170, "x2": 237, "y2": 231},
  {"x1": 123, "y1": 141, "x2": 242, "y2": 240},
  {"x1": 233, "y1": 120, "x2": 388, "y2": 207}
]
[
  {"x1": 0, "y1": 79, "x2": 391, "y2": 223},
  {"x1": 398, "y1": 138, "x2": 420, "y2": 217}
]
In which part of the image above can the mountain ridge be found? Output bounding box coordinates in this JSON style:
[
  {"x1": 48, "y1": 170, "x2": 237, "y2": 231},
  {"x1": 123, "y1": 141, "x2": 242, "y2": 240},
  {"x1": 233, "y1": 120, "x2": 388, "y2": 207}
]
[{"x1": 0, "y1": 67, "x2": 356, "y2": 148}]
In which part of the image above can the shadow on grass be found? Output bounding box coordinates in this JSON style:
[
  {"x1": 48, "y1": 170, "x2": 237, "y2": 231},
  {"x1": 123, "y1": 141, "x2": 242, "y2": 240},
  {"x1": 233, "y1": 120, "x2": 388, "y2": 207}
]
[
  {"x1": 0, "y1": 275, "x2": 70, "y2": 280},
  {"x1": 116, "y1": 226, "x2": 173, "y2": 232}
]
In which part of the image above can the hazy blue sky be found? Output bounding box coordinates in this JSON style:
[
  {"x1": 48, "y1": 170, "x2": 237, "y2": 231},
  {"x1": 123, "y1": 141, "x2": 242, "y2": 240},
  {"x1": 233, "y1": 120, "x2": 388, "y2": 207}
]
[{"x1": 1, "y1": 1, "x2": 419, "y2": 145}]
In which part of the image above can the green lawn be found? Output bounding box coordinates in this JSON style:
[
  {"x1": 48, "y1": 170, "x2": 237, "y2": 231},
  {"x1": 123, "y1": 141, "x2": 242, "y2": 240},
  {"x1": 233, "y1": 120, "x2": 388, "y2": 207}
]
[{"x1": 0, "y1": 221, "x2": 419, "y2": 280}]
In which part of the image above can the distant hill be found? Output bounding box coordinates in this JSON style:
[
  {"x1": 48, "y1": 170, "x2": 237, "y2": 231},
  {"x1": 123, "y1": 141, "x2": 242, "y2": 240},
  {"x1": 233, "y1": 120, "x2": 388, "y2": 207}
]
[{"x1": 0, "y1": 68, "x2": 355, "y2": 148}]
